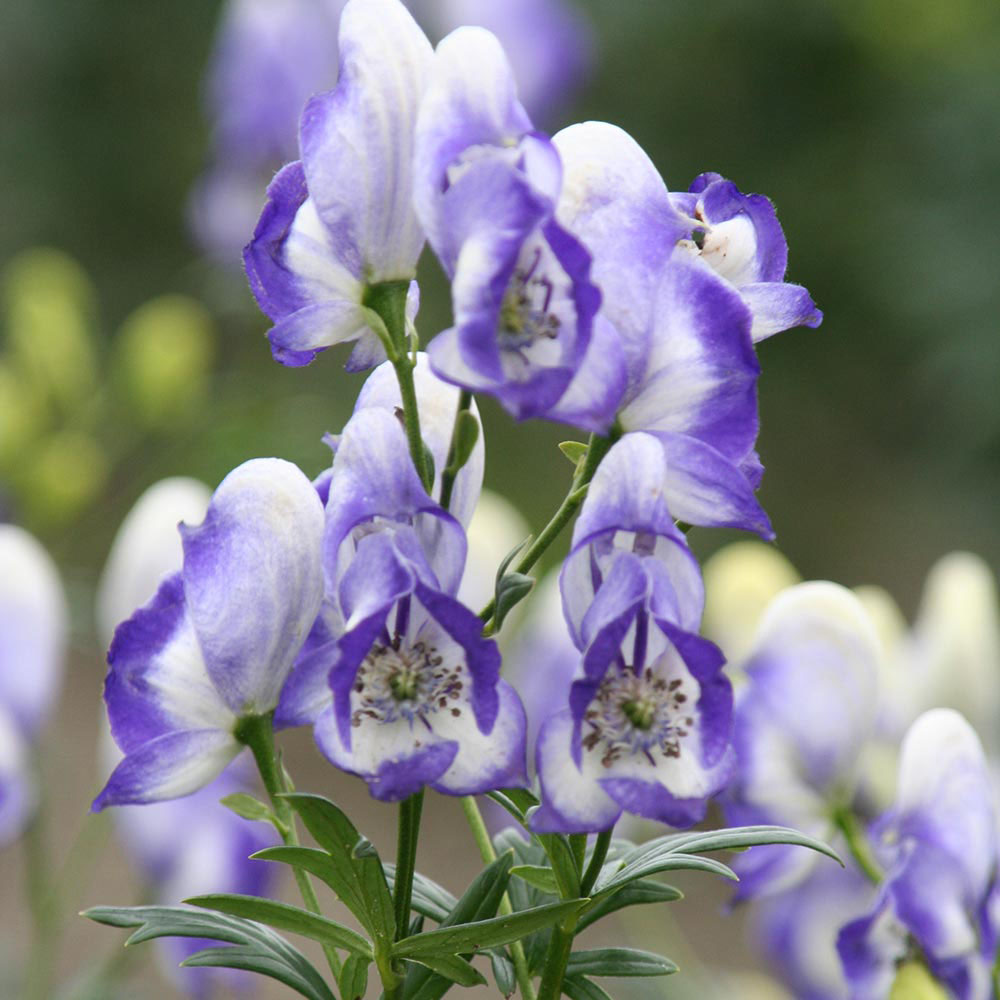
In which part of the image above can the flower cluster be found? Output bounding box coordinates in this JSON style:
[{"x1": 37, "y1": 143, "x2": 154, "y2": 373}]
[
  {"x1": 95, "y1": 0, "x2": 823, "y2": 837},
  {"x1": 704, "y1": 543, "x2": 1000, "y2": 999}
]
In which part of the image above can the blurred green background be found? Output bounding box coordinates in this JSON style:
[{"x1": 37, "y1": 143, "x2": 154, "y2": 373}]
[{"x1": 1, "y1": 0, "x2": 999, "y2": 995}]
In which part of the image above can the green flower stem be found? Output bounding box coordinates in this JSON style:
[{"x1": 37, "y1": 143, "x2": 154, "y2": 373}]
[
  {"x1": 833, "y1": 805, "x2": 883, "y2": 885},
  {"x1": 23, "y1": 793, "x2": 56, "y2": 1000},
  {"x1": 535, "y1": 921, "x2": 576, "y2": 1000},
  {"x1": 364, "y1": 279, "x2": 434, "y2": 493},
  {"x1": 236, "y1": 713, "x2": 342, "y2": 979},
  {"x1": 479, "y1": 430, "x2": 618, "y2": 633},
  {"x1": 460, "y1": 796, "x2": 537, "y2": 1000},
  {"x1": 439, "y1": 389, "x2": 473, "y2": 511},
  {"x1": 393, "y1": 790, "x2": 424, "y2": 940},
  {"x1": 579, "y1": 829, "x2": 613, "y2": 897},
  {"x1": 392, "y1": 354, "x2": 434, "y2": 492}
]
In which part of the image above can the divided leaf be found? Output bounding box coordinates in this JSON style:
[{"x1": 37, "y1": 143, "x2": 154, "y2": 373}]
[
  {"x1": 82, "y1": 905, "x2": 334, "y2": 1000},
  {"x1": 280, "y1": 793, "x2": 395, "y2": 943},
  {"x1": 185, "y1": 894, "x2": 372, "y2": 958}
]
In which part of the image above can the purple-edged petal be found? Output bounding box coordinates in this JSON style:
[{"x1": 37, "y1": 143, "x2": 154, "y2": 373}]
[
  {"x1": 740, "y1": 282, "x2": 823, "y2": 342},
  {"x1": 544, "y1": 314, "x2": 627, "y2": 434},
  {"x1": 93, "y1": 729, "x2": 241, "y2": 810},
  {"x1": 180, "y1": 458, "x2": 325, "y2": 716},
  {"x1": 622, "y1": 252, "x2": 758, "y2": 462},
  {"x1": 532, "y1": 709, "x2": 622, "y2": 834},
  {"x1": 561, "y1": 432, "x2": 704, "y2": 639},
  {"x1": 300, "y1": 0, "x2": 432, "y2": 282},
  {"x1": 104, "y1": 574, "x2": 236, "y2": 754},
  {"x1": 648, "y1": 431, "x2": 773, "y2": 539},
  {"x1": 432, "y1": 680, "x2": 529, "y2": 794},
  {"x1": 354, "y1": 354, "x2": 486, "y2": 528},
  {"x1": 695, "y1": 176, "x2": 788, "y2": 284},
  {"x1": 414, "y1": 25, "x2": 537, "y2": 271},
  {"x1": 0, "y1": 525, "x2": 67, "y2": 737},
  {"x1": 324, "y1": 407, "x2": 467, "y2": 596},
  {"x1": 96, "y1": 477, "x2": 211, "y2": 647},
  {"x1": 553, "y1": 121, "x2": 690, "y2": 398},
  {"x1": 430, "y1": 161, "x2": 599, "y2": 422}
]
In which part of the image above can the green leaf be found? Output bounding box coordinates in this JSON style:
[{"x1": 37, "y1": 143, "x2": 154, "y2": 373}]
[
  {"x1": 557, "y1": 441, "x2": 589, "y2": 467},
  {"x1": 490, "y1": 950, "x2": 516, "y2": 997},
  {"x1": 645, "y1": 825, "x2": 841, "y2": 864},
  {"x1": 383, "y1": 864, "x2": 458, "y2": 923},
  {"x1": 394, "y1": 899, "x2": 588, "y2": 959},
  {"x1": 185, "y1": 894, "x2": 372, "y2": 958},
  {"x1": 407, "y1": 954, "x2": 487, "y2": 987},
  {"x1": 220, "y1": 792, "x2": 274, "y2": 824},
  {"x1": 562, "y1": 975, "x2": 614, "y2": 1000},
  {"x1": 510, "y1": 865, "x2": 560, "y2": 894},
  {"x1": 82, "y1": 905, "x2": 334, "y2": 1000},
  {"x1": 565, "y1": 948, "x2": 678, "y2": 978},
  {"x1": 535, "y1": 833, "x2": 583, "y2": 898},
  {"x1": 495, "y1": 536, "x2": 532, "y2": 584},
  {"x1": 404, "y1": 852, "x2": 515, "y2": 1000},
  {"x1": 576, "y1": 880, "x2": 683, "y2": 931},
  {"x1": 446, "y1": 410, "x2": 481, "y2": 476},
  {"x1": 338, "y1": 954, "x2": 371, "y2": 1000},
  {"x1": 594, "y1": 852, "x2": 737, "y2": 898},
  {"x1": 487, "y1": 788, "x2": 539, "y2": 827},
  {"x1": 281, "y1": 793, "x2": 395, "y2": 942},
  {"x1": 494, "y1": 572, "x2": 534, "y2": 630}
]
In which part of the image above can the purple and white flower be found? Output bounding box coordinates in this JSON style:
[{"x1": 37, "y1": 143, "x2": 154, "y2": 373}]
[
  {"x1": 0, "y1": 524, "x2": 68, "y2": 739},
  {"x1": 94, "y1": 458, "x2": 325, "y2": 809},
  {"x1": 533, "y1": 553, "x2": 732, "y2": 833},
  {"x1": 670, "y1": 172, "x2": 823, "y2": 342},
  {"x1": 96, "y1": 475, "x2": 279, "y2": 996},
  {"x1": 560, "y1": 432, "x2": 705, "y2": 648},
  {"x1": 837, "y1": 709, "x2": 1000, "y2": 1000},
  {"x1": 313, "y1": 528, "x2": 528, "y2": 801},
  {"x1": 753, "y1": 862, "x2": 873, "y2": 1000},
  {"x1": 0, "y1": 525, "x2": 67, "y2": 846},
  {"x1": 723, "y1": 582, "x2": 881, "y2": 899},
  {"x1": 554, "y1": 122, "x2": 770, "y2": 535},
  {"x1": 243, "y1": 0, "x2": 432, "y2": 369},
  {"x1": 416, "y1": 28, "x2": 619, "y2": 429}
]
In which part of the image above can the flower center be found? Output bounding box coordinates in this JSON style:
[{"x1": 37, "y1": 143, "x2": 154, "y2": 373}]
[
  {"x1": 352, "y1": 636, "x2": 464, "y2": 730},
  {"x1": 499, "y1": 247, "x2": 561, "y2": 349},
  {"x1": 582, "y1": 667, "x2": 694, "y2": 768}
]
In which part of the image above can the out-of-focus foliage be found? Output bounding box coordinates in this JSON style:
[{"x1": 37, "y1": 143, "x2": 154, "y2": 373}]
[{"x1": 0, "y1": 249, "x2": 215, "y2": 529}]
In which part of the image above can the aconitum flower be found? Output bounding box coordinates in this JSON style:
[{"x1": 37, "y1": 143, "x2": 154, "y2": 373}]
[
  {"x1": 0, "y1": 525, "x2": 67, "y2": 845},
  {"x1": 754, "y1": 863, "x2": 873, "y2": 1000},
  {"x1": 533, "y1": 558, "x2": 732, "y2": 833},
  {"x1": 94, "y1": 459, "x2": 324, "y2": 808},
  {"x1": 723, "y1": 583, "x2": 882, "y2": 898},
  {"x1": 560, "y1": 432, "x2": 705, "y2": 648},
  {"x1": 313, "y1": 528, "x2": 528, "y2": 801},
  {"x1": 0, "y1": 525, "x2": 67, "y2": 738},
  {"x1": 416, "y1": 28, "x2": 619, "y2": 429},
  {"x1": 838, "y1": 709, "x2": 1000, "y2": 1000},
  {"x1": 244, "y1": 0, "x2": 432, "y2": 369},
  {"x1": 96, "y1": 475, "x2": 277, "y2": 996},
  {"x1": 553, "y1": 121, "x2": 818, "y2": 536},
  {"x1": 670, "y1": 173, "x2": 823, "y2": 342}
]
